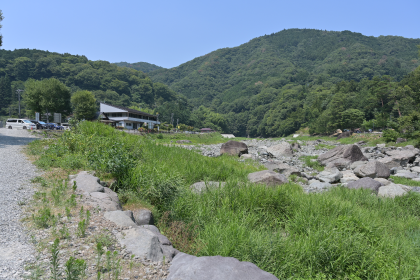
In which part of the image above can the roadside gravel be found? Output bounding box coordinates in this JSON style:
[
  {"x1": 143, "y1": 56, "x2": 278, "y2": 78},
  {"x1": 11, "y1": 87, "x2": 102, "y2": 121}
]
[{"x1": 0, "y1": 128, "x2": 40, "y2": 279}]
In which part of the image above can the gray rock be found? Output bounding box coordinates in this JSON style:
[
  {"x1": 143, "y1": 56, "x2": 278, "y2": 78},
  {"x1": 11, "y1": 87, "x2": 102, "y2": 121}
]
[
  {"x1": 377, "y1": 144, "x2": 386, "y2": 148},
  {"x1": 240, "y1": 154, "x2": 253, "y2": 160},
  {"x1": 411, "y1": 187, "x2": 420, "y2": 193},
  {"x1": 317, "y1": 167, "x2": 342, "y2": 183},
  {"x1": 385, "y1": 149, "x2": 417, "y2": 166},
  {"x1": 266, "y1": 142, "x2": 294, "y2": 158},
  {"x1": 167, "y1": 253, "x2": 279, "y2": 280},
  {"x1": 325, "y1": 158, "x2": 350, "y2": 170},
  {"x1": 116, "y1": 227, "x2": 164, "y2": 262},
  {"x1": 104, "y1": 210, "x2": 136, "y2": 227},
  {"x1": 378, "y1": 184, "x2": 411, "y2": 198},
  {"x1": 308, "y1": 181, "x2": 332, "y2": 190},
  {"x1": 317, "y1": 145, "x2": 367, "y2": 166},
  {"x1": 336, "y1": 131, "x2": 352, "y2": 140},
  {"x1": 411, "y1": 166, "x2": 420, "y2": 173},
  {"x1": 86, "y1": 192, "x2": 122, "y2": 211},
  {"x1": 354, "y1": 161, "x2": 390, "y2": 178},
  {"x1": 394, "y1": 170, "x2": 418, "y2": 179},
  {"x1": 133, "y1": 209, "x2": 154, "y2": 226},
  {"x1": 346, "y1": 177, "x2": 382, "y2": 193},
  {"x1": 190, "y1": 181, "x2": 226, "y2": 194},
  {"x1": 396, "y1": 138, "x2": 407, "y2": 144},
  {"x1": 248, "y1": 170, "x2": 288, "y2": 186},
  {"x1": 123, "y1": 210, "x2": 135, "y2": 221},
  {"x1": 340, "y1": 170, "x2": 359, "y2": 183},
  {"x1": 350, "y1": 161, "x2": 367, "y2": 170},
  {"x1": 139, "y1": 225, "x2": 161, "y2": 234},
  {"x1": 264, "y1": 162, "x2": 300, "y2": 177},
  {"x1": 378, "y1": 157, "x2": 402, "y2": 169},
  {"x1": 220, "y1": 141, "x2": 248, "y2": 157},
  {"x1": 374, "y1": 178, "x2": 391, "y2": 186},
  {"x1": 73, "y1": 171, "x2": 104, "y2": 193}
]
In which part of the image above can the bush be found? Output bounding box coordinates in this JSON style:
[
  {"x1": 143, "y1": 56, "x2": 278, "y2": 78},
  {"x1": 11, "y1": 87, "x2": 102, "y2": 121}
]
[{"x1": 382, "y1": 129, "x2": 400, "y2": 143}]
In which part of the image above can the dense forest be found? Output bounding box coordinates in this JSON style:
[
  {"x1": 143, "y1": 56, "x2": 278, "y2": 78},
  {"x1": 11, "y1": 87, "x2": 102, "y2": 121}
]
[
  {"x1": 113, "y1": 61, "x2": 163, "y2": 73},
  {"x1": 0, "y1": 29, "x2": 419, "y2": 137}
]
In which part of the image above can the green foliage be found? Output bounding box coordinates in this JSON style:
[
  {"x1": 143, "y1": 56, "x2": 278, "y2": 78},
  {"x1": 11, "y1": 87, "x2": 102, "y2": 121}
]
[
  {"x1": 113, "y1": 61, "x2": 163, "y2": 73},
  {"x1": 77, "y1": 219, "x2": 87, "y2": 238},
  {"x1": 300, "y1": 155, "x2": 324, "y2": 171},
  {"x1": 50, "y1": 239, "x2": 60, "y2": 280},
  {"x1": 64, "y1": 257, "x2": 86, "y2": 280},
  {"x1": 23, "y1": 78, "x2": 71, "y2": 117},
  {"x1": 71, "y1": 90, "x2": 97, "y2": 120},
  {"x1": 0, "y1": 10, "x2": 3, "y2": 47},
  {"x1": 32, "y1": 207, "x2": 55, "y2": 228},
  {"x1": 382, "y1": 129, "x2": 400, "y2": 143}
]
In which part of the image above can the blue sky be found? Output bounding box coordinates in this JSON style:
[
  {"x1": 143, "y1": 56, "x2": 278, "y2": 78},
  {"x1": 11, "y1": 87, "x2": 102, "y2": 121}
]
[{"x1": 1, "y1": 0, "x2": 419, "y2": 68}]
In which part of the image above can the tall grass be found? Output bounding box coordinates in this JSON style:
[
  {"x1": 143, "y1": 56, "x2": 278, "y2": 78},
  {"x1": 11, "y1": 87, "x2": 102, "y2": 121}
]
[{"x1": 28, "y1": 122, "x2": 420, "y2": 279}]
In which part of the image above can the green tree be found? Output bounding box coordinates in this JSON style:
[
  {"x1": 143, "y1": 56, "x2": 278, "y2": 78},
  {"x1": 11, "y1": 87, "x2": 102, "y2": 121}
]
[
  {"x1": 71, "y1": 90, "x2": 97, "y2": 120},
  {"x1": 0, "y1": 74, "x2": 12, "y2": 113},
  {"x1": 341, "y1": 109, "x2": 365, "y2": 130},
  {"x1": 23, "y1": 78, "x2": 71, "y2": 117}
]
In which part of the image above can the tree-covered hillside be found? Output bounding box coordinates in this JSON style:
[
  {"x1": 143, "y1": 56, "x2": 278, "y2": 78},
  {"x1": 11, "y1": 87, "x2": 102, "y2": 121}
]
[
  {"x1": 149, "y1": 29, "x2": 420, "y2": 106},
  {"x1": 0, "y1": 49, "x2": 187, "y2": 123},
  {"x1": 114, "y1": 61, "x2": 163, "y2": 73}
]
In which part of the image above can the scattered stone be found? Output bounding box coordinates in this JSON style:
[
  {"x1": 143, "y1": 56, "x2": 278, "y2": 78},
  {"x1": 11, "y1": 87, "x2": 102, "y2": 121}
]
[
  {"x1": 317, "y1": 145, "x2": 367, "y2": 166},
  {"x1": 374, "y1": 178, "x2": 391, "y2": 186},
  {"x1": 354, "y1": 161, "x2": 390, "y2": 178},
  {"x1": 133, "y1": 209, "x2": 154, "y2": 226},
  {"x1": 394, "y1": 170, "x2": 419, "y2": 179},
  {"x1": 378, "y1": 184, "x2": 411, "y2": 198},
  {"x1": 307, "y1": 180, "x2": 332, "y2": 192},
  {"x1": 167, "y1": 253, "x2": 279, "y2": 280},
  {"x1": 86, "y1": 191, "x2": 122, "y2": 211},
  {"x1": 248, "y1": 170, "x2": 288, "y2": 186},
  {"x1": 264, "y1": 162, "x2": 300, "y2": 177},
  {"x1": 72, "y1": 171, "x2": 104, "y2": 193},
  {"x1": 346, "y1": 177, "x2": 382, "y2": 193},
  {"x1": 396, "y1": 138, "x2": 407, "y2": 144},
  {"x1": 340, "y1": 170, "x2": 359, "y2": 183},
  {"x1": 411, "y1": 166, "x2": 420, "y2": 173},
  {"x1": 190, "y1": 181, "x2": 226, "y2": 193},
  {"x1": 336, "y1": 131, "x2": 352, "y2": 140},
  {"x1": 104, "y1": 211, "x2": 137, "y2": 227},
  {"x1": 317, "y1": 167, "x2": 342, "y2": 183},
  {"x1": 266, "y1": 142, "x2": 294, "y2": 158},
  {"x1": 220, "y1": 141, "x2": 248, "y2": 157},
  {"x1": 240, "y1": 154, "x2": 253, "y2": 160},
  {"x1": 350, "y1": 161, "x2": 366, "y2": 170}
]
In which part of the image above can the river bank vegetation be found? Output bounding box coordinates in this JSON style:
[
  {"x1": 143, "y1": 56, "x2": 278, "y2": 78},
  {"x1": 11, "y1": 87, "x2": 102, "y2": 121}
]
[{"x1": 27, "y1": 121, "x2": 420, "y2": 279}]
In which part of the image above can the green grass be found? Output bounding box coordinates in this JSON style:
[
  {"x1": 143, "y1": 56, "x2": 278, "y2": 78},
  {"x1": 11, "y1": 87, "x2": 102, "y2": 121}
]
[
  {"x1": 28, "y1": 121, "x2": 420, "y2": 279},
  {"x1": 300, "y1": 155, "x2": 324, "y2": 172},
  {"x1": 315, "y1": 143, "x2": 335, "y2": 150},
  {"x1": 391, "y1": 176, "x2": 420, "y2": 187}
]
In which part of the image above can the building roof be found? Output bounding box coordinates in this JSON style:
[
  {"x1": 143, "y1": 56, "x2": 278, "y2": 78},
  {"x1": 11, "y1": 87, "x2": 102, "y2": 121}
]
[{"x1": 100, "y1": 103, "x2": 156, "y2": 118}]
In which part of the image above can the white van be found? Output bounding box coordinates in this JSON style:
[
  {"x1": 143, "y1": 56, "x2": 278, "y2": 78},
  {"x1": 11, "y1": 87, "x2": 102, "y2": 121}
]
[{"x1": 6, "y1": 119, "x2": 37, "y2": 130}]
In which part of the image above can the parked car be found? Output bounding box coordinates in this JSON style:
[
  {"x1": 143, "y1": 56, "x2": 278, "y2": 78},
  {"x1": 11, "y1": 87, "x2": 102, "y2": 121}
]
[
  {"x1": 6, "y1": 119, "x2": 37, "y2": 130},
  {"x1": 37, "y1": 121, "x2": 48, "y2": 129},
  {"x1": 61, "y1": 123, "x2": 71, "y2": 130},
  {"x1": 30, "y1": 120, "x2": 46, "y2": 129}
]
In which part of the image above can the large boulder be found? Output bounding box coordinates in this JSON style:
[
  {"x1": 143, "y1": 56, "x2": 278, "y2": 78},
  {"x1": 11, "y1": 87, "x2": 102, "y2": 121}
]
[
  {"x1": 307, "y1": 180, "x2": 332, "y2": 192},
  {"x1": 377, "y1": 157, "x2": 402, "y2": 169},
  {"x1": 85, "y1": 191, "x2": 122, "y2": 211},
  {"x1": 317, "y1": 167, "x2": 342, "y2": 183},
  {"x1": 190, "y1": 181, "x2": 226, "y2": 194},
  {"x1": 384, "y1": 149, "x2": 417, "y2": 166},
  {"x1": 336, "y1": 131, "x2": 352, "y2": 140},
  {"x1": 220, "y1": 141, "x2": 248, "y2": 157},
  {"x1": 167, "y1": 253, "x2": 279, "y2": 280},
  {"x1": 104, "y1": 210, "x2": 136, "y2": 227},
  {"x1": 248, "y1": 170, "x2": 288, "y2": 186},
  {"x1": 133, "y1": 209, "x2": 154, "y2": 226},
  {"x1": 71, "y1": 171, "x2": 104, "y2": 193},
  {"x1": 354, "y1": 161, "x2": 390, "y2": 178},
  {"x1": 116, "y1": 227, "x2": 178, "y2": 262},
  {"x1": 378, "y1": 184, "x2": 411, "y2": 198},
  {"x1": 346, "y1": 177, "x2": 382, "y2": 193},
  {"x1": 266, "y1": 142, "x2": 294, "y2": 158},
  {"x1": 263, "y1": 162, "x2": 300, "y2": 177},
  {"x1": 317, "y1": 145, "x2": 367, "y2": 166}
]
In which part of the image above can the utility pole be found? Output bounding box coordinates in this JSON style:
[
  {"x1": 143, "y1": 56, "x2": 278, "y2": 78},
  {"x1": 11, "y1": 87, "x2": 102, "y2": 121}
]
[{"x1": 16, "y1": 89, "x2": 23, "y2": 118}]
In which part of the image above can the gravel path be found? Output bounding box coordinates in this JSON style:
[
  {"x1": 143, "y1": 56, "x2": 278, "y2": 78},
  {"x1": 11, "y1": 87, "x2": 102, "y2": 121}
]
[{"x1": 0, "y1": 128, "x2": 40, "y2": 279}]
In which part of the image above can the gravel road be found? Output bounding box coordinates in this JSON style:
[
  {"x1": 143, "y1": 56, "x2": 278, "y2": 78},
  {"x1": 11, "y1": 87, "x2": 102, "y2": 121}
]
[{"x1": 0, "y1": 128, "x2": 40, "y2": 279}]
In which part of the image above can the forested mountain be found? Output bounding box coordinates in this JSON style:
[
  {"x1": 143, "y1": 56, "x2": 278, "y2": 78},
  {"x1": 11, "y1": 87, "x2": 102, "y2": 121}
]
[
  {"x1": 0, "y1": 29, "x2": 419, "y2": 137},
  {"x1": 149, "y1": 29, "x2": 420, "y2": 107},
  {"x1": 0, "y1": 49, "x2": 190, "y2": 124},
  {"x1": 113, "y1": 61, "x2": 163, "y2": 73}
]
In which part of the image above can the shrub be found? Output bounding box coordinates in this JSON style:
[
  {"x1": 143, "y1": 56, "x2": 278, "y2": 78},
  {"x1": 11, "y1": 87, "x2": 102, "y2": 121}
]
[{"x1": 382, "y1": 129, "x2": 400, "y2": 143}]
